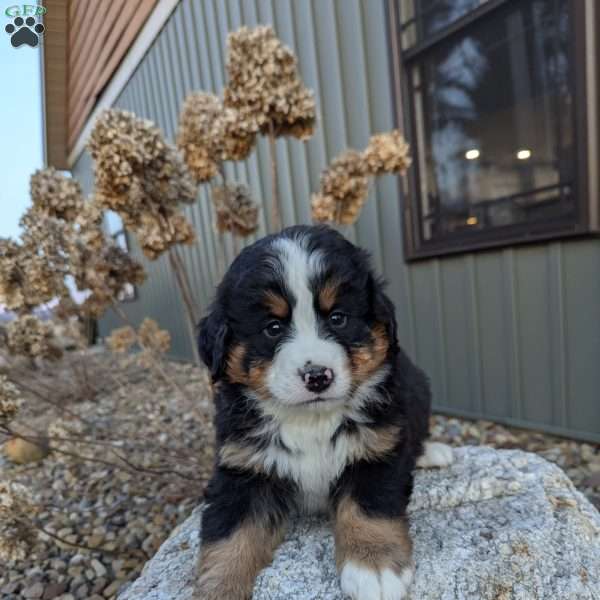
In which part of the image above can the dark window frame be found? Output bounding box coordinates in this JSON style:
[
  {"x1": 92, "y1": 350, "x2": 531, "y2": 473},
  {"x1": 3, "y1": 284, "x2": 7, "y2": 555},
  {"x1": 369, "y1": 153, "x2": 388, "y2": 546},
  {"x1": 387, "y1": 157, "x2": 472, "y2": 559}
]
[{"x1": 387, "y1": 0, "x2": 599, "y2": 260}]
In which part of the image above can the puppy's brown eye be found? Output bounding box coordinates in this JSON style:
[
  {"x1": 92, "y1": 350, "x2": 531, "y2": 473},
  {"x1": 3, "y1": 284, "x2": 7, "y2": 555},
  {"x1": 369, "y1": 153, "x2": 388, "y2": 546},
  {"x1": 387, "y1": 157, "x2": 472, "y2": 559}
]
[
  {"x1": 264, "y1": 320, "x2": 283, "y2": 338},
  {"x1": 329, "y1": 311, "x2": 348, "y2": 328}
]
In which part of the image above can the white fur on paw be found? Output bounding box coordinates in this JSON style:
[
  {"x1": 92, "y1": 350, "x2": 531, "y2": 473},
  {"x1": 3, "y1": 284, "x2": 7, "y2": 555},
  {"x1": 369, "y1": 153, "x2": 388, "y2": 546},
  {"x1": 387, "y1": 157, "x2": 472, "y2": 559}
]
[
  {"x1": 340, "y1": 562, "x2": 413, "y2": 600},
  {"x1": 381, "y1": 567, "x2": 413, "y2": 600},
  {"x1": 416, "y1": 441, "x2": 454, "y2": 469}
]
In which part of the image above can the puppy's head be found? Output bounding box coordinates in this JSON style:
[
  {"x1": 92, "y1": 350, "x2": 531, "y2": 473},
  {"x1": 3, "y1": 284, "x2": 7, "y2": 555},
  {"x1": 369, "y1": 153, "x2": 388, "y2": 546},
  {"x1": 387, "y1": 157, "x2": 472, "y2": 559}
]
[{"x1": 198, "y1": 226, "x2": 397, "y2": 410}]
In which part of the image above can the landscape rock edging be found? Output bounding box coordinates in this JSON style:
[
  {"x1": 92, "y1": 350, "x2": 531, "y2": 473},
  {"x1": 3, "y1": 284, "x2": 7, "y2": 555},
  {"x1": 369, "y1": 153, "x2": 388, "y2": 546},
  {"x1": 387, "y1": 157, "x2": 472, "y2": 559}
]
[{"x1": 118, "y1": 447, "x2": 600, "y2": 600}]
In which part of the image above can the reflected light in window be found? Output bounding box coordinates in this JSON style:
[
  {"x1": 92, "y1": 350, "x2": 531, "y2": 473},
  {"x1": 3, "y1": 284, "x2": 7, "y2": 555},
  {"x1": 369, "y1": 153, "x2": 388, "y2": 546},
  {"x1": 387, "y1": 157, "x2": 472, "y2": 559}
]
[
  {"x1": 516, "y1": 149, "x2": 532, "y2": 160},
  {"x1": 465, "y1": 149, "x2": 480, "y2": 160},
  {"x1": 466, "y1": 216, "x2": 478, "y2": 225}
]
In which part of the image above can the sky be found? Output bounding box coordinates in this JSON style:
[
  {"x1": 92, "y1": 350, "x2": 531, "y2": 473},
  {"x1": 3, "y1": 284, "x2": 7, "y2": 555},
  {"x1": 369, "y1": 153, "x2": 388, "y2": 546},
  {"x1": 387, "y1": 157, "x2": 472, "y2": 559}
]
[{"x1": 0, "y1": 1, "x2": 44, "y2": 240}]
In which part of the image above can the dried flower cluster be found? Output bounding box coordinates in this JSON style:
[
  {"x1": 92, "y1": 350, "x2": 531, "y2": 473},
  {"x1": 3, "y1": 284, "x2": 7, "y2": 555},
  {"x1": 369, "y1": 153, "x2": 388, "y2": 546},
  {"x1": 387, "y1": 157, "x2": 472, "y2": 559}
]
[
  {"x1": 224, "y1": 26, "x2": 316, "y2": 140},
  {"x1": 212, "y1": 184, "x2": 259, "y2": 236},
  {"x1": 363, "y1": 130, "x2": 411, "y2": 176},
  {"x1": 106, "y1": 326, "x2": 136, "y2": 354},
  {"x1": 106, "y1": 319, "x2": 171, "y2": 369},
  {"x1": 312, "y1": 131, "x2": 411, "y2": 225},
  {"x1": 0, "y1": 239, "x2": 29, "y2": 312},
  {"x1": 6, "y1": 315, "x2": 63, "y2": 361},
  {"x1": 1, "y1": 166, "x2": 145, "y2": 328},
  {"x1": 74, "y1": 199, "x2": 105, "y2": 253},
  {"x1": 75, "y1": 245, "x2": 146, "y2": 317},
  {"x1": 311, "y1": 150, "x2": 369, "y2": 225},
  {"x1": 177, "y1": 92, "x2": 255, "y2": 183},
  {"x1": 0, "y1": 481, "x2": 39, "y2": 562},
  {"x1": 88, "y1": 109, "x2": 197, "y2": 259},
  {"x1": 138, "y1": 318, "x2": 171, "y2": 354},
  {"x1": 0, "y1": 237, "x2": 66, "y2": 313},
  {"x1": 29, "y1": 168, "x2": 83, "y2": 221},
  {"x1": 0, "y1": 375, "x2": 21, "y2": 425}
]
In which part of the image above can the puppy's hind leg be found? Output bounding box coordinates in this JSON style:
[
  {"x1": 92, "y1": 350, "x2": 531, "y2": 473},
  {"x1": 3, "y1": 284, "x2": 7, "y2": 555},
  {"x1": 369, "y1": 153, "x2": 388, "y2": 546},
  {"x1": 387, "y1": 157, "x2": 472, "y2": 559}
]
[{"x1": 416, "y1": 441, "x2": 454, "y2": 469}]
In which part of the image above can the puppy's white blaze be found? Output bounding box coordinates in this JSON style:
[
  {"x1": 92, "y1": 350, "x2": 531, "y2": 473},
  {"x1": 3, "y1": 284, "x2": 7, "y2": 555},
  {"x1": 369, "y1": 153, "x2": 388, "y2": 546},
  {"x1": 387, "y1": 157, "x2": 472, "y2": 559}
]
[
  {"x1": 257, "y1": 370, "x2": 389, "y2": 513},
  {"x1": 340, "y1": 562, "x2": 381, "y2": 600},
  {"x1": 266, "y1": 237, "x2": 351, "y2": 405},
  {"x1": 416, "y1": 441, "x2": 454, "y2": 468}
]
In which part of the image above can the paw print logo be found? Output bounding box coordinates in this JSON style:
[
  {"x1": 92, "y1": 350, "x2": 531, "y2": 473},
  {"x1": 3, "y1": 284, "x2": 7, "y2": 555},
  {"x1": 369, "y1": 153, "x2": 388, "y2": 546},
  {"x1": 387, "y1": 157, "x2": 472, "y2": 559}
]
[{"x1": 5, "y1": 16, "x2": 44, "y2": 48}]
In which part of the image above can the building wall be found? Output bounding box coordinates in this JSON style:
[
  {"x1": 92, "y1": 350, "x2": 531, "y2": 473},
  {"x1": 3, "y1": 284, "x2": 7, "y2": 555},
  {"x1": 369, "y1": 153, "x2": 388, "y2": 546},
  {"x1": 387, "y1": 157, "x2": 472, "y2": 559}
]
[{"x1": 72, "y1": 0, "x2": 600, "y2": 442}]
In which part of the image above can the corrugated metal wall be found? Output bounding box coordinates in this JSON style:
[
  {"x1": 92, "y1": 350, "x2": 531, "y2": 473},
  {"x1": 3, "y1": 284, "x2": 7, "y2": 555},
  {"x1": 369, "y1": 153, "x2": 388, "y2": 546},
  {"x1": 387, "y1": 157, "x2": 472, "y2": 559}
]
[{"x1": 72, "y1": 0, "x2": 600, "y2": 442}]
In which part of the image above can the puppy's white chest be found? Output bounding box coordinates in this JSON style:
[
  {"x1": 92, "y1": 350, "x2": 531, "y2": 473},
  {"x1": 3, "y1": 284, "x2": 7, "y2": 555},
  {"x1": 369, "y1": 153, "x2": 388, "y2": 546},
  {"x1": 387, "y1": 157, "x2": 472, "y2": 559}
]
[{"x1": 265, "y1": 412, "x2": 350, "y2": 513}]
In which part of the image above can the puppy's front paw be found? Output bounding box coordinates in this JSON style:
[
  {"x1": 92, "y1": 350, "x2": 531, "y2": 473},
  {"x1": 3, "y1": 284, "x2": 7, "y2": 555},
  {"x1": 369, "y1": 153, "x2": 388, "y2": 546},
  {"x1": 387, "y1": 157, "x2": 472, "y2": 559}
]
[
  {"x1": 340, "y1": 561, "x2": 413, "y2": 600},
  {"x1": 416, "y1": 441, "x2": 454, "y2": 469}
]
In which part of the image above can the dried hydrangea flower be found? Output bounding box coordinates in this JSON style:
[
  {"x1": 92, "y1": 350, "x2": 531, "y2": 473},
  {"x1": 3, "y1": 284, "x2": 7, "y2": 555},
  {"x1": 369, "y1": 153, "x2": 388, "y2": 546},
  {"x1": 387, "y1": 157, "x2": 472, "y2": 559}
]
[
  {"x1": 0, "y1": 481, "x2": 39, "y2": 563},
  {"x1": 89, "y1": 109, "x2": 197, "y2": 258},
  {"x1": 138, "y1": 318, "x2": 171, "y2": 354},
  {"x1": 212, "y1": 184, "x2": 259, "y2": 237},
  {"x1": 6, "y1": 315, "x2": 63, "y2": 361},
  {"x1": 54, "y1": 295, "x2": 80, "y2": 321},
  {"x1": 137, "y1": 209, "x2": 195, "y2": 260},
  {"x1": 177, "y1": 93, "x2": 256, "y2": 182},
  {"x1": 75, "y1": 198, "x2": 105, "y2": 253},
  {"x1": 30, "y1": 168, "x2": 83, "y2": 221},
  {"x1": 224, "y1": 26, "x2": 316, "y2": 140},
  {"x1": 106, "y1": 326, "x2": 137, "y2": 354},
  {"x1": 311, "y1": 150, "x2": 369, "y2": 225},
  {"x1": 74, "y1": 245, "x2": 146, "y2": 316},
  {"x1": 0, "y1": 236, "x2": 67, "y2": 314},
  {"x1": 310, "y1": 193, "x2": 336, "y2": 223},
  {"x1": 0, "y1": 239, "x2": 26, "y2": 311},
  {"x1": 0, "y1": 375, "x2": 21, "y2": 424},
  {"x1": 221, "y1": 109, "x2": 257, "y2": 161},
  {"x1": 363, "y1": 130, "x2": 411, "y2": 176}
]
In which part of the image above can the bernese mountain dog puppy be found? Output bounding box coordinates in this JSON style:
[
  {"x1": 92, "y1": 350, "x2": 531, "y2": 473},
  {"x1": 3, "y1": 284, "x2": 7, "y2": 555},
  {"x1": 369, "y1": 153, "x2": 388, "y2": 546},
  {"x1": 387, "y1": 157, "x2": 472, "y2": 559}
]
[{"x1": 195, "y1": 225, "x2": 453, "y2": 600}]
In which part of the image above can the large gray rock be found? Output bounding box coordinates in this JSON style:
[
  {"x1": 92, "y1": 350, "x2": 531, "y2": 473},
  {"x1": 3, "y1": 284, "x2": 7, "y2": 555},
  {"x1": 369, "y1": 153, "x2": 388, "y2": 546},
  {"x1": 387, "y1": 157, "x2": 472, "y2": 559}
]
[{"x1": 119, "y1": 447, "x2": 600, "y2": 600}]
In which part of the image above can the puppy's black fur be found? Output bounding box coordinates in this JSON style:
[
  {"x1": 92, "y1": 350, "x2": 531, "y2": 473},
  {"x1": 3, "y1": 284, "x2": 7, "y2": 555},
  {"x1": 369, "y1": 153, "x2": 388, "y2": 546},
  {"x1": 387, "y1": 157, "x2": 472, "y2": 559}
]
[{"x1": 195, "y1": 225, "x2": 431, "y2": 600}]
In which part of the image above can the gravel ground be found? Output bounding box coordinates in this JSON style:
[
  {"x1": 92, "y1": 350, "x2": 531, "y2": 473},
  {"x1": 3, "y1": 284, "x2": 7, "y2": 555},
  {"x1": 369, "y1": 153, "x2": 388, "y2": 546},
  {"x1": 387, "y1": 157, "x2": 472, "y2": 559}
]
[{"x1": 1, "y1": 351, "x2": 599, "y2": 599}]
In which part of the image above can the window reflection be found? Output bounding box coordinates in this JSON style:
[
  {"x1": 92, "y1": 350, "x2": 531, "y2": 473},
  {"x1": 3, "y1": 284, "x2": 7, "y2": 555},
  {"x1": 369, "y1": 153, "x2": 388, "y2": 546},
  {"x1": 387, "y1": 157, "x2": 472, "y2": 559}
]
[
  {"x1": 410, "y1": 0, "x2": 574, "y2": 241},
  {"x1": 401, "y1": 0, "x2": 486, "y2": 49}
]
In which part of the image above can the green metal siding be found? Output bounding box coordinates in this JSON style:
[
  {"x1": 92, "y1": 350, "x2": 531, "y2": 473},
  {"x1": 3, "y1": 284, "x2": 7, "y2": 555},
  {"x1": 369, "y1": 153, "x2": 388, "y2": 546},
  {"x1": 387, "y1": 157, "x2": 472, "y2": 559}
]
[{"x1": 72, "y1": 0, "x2": 600, "y2": 442}]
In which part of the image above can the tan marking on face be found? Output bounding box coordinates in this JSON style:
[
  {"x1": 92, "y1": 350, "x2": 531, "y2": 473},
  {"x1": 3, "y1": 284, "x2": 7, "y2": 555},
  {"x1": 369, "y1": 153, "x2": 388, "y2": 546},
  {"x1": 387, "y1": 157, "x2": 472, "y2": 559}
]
[
  {"x1": 264, "y1": 290, "x2": 289, "y2": 318},
  {"x1": 219, "y1": 442, "x2": 266, "y2": 475},
  {"x1": 318, "y1": 279, "x2": 340, "y2": 313},
  {"x1": 226, "y1": 345, "x2": 270, "y2": 398},
  {"x1": 350, "y1": 324, "x2": 389, "y2": 384},
  {"x1": 226, "y1": 344, "x2": 248, "y2": 385},
  {"x1": 248, "y1": 362, "x2": 269, "y2": 394},
  {"x1": 196, "y1": 521, "x2": 286, "y2": 600},
  {"x1": 334, "y1": 496, "x2": 413, "y2": 575}
]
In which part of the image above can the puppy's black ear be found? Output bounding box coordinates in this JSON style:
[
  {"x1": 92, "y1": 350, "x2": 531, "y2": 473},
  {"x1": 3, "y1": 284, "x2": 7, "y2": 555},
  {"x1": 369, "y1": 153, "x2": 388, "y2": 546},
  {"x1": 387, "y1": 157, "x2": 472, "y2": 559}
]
[
  {"x1": 197, "y1": 306, "x2": 229, "y2": 381},
  {"x1": 369, "y1": 275, "x2": 398, "y2": 348}
]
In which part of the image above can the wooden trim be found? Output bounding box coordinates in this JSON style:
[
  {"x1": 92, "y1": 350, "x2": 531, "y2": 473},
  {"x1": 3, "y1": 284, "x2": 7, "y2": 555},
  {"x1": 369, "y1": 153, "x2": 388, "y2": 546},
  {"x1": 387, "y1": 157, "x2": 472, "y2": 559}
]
[
  {"x1": 68, "y1": 0, "x2": 92, "y2": 73},
  {"x1": 69, "y1": 0, "x2": 121, "y2": 95},
  {"x1": 68, "y1": 0, "x2": 144, "y2": 146},
  {"x1": 42, "y1": 0, "x2": 69, "y2": 169},
  {"x1": 67, "y1": 0, "x2": 181, "y2": 166}
]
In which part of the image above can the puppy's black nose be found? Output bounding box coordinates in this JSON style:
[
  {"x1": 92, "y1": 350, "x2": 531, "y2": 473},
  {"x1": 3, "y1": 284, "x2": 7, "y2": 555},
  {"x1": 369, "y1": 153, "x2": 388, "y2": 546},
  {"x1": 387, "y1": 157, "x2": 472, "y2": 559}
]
[{"x1": 299, "y1": 363, "x2": 334, "y2": 393}]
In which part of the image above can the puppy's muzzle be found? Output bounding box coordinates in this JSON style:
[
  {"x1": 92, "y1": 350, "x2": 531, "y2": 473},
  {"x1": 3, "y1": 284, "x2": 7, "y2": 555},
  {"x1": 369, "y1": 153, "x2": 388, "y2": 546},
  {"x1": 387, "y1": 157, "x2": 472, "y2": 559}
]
[{"x1": 299, "y1": 362, "x2": 334, "y2": 394}]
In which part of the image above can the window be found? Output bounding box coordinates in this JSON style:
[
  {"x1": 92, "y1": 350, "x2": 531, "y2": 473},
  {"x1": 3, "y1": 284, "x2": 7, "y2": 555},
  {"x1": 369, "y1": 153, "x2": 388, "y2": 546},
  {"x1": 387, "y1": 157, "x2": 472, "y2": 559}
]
[{"x1": 389, "y1": 0, "x2": 598, "y2": 258}]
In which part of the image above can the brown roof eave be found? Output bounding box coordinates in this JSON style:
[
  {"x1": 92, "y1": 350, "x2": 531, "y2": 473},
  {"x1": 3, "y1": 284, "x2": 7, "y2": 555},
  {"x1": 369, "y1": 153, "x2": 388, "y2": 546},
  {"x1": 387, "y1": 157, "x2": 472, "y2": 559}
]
[{"x1": 42, "y1": 0, "x2": 69, "y2": 170}]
